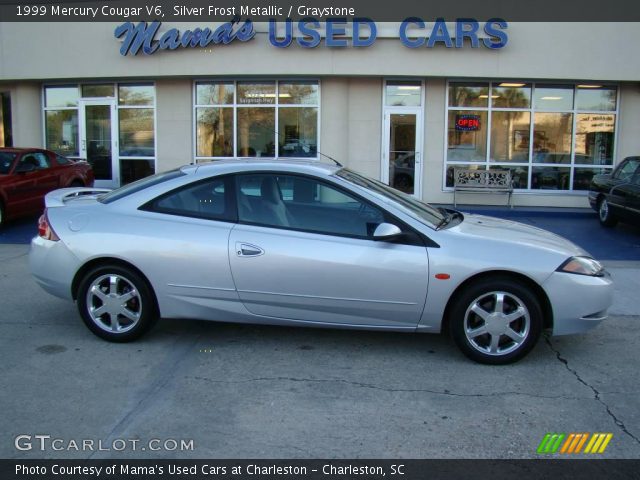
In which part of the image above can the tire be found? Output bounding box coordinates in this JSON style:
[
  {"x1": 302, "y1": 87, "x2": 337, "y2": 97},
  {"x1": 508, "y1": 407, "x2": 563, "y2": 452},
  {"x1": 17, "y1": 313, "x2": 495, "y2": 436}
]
[
  {"x1": 0, "y1": 199, "x2": 5, "y2": 229},
  {"x1": 598, "y1": 197, "x2": 618, "y2": 228},
  {"x1": 76, "y1": 265, "x2": 158, "y2": 342},
  {"x1": 450, "y1": 277, "x2": 543, "y2": 365},
  {"x1": 69, "y1": 180, "x2": 84, "y2": 188}
]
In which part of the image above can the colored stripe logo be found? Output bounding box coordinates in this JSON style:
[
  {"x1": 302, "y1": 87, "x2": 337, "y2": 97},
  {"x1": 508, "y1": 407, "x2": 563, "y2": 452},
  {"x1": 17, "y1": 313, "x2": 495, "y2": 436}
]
[{"x1": 537, "y1": 433, "x2": 612, "y2": 454}]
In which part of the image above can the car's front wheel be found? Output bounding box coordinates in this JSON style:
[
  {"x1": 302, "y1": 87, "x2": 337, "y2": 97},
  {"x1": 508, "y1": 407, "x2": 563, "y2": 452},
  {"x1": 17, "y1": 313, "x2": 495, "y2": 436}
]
[
  {"x1": 598, "y1": 197, "x2": 618, "y2": 227},
  {"x1": 76, "y1": 265, "x2": 158, "y2": 342},
  {"x1": 450, "y1": 277, "x2": 543, "y2": 364}
]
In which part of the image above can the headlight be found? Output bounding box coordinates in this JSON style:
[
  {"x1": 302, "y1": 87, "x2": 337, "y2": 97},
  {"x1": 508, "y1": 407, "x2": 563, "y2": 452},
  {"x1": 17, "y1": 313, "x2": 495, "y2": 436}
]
[{"x1": 557, "y1": 256, "x2": 605, "y2": 276}]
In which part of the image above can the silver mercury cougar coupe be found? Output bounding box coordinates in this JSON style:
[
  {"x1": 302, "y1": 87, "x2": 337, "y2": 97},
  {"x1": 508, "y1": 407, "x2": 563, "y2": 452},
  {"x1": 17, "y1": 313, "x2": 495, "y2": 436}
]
[{"x1": 29, "y1": 160, "x2": 613, "y2": 364}]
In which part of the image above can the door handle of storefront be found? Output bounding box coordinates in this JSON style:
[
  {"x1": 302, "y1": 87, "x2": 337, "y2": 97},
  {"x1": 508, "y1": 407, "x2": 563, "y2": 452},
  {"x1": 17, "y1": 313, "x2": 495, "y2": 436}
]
[{"x1": 415, "y1": 152, "x2": 421, "y2": 164}]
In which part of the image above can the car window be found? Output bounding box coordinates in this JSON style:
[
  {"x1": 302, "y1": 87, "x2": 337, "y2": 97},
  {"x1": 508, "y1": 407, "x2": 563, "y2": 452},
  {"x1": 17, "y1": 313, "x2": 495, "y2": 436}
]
[
  {"x1": 100, "y1": 169, "x2": 185, "y2": 204},
  {"x1": 614, "y1": 159, "x2": 640, "y2": 181},
  {"x1": 0, "y1": 152, "x2": 16, "y2": 174},
  {"x1": 55, "y1": 154, "x2": 72, "y2": 165},
  {"x1": 20, "y1": 152, "x2": 51, "y2": 170},
  {"x1": 336, "y1": 168, "x2": 446, "y2": 228},
  {"x1": 146, "y1": 176, "x2": 234, "y2": 222},
  {"x1": 236, "y1": 173, "x2": 386, "y2": 238}
]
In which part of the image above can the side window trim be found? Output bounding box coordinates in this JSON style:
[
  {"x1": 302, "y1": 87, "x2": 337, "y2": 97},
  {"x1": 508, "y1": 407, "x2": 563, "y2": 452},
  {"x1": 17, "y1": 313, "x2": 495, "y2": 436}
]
[
  {"x1": 140, "y1": 174, "x2": 238, "y2": 223},
  {"x1": 234, "y1": 171, "x2": 428, "y2": 247}
]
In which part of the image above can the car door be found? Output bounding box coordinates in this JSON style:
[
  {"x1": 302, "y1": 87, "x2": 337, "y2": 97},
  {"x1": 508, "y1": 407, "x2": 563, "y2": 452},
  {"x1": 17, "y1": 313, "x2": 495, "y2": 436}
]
[
  {"x1": 608, "y1": 158, "x2": 639, "y2": 217},
  {"x1": 137, "y1": 175, "x2": 240, "y2": 317},
  {"x1": 615, "y1": 169, "x2": 640, "y2": 223},
  {"x1": 15, "y1": 152, "x2": 60, "y2": 213},
  {"x1": 228, "y1": 172, "x2": 430, "y2": 328},
  {"x1": 8, "y1": 153, "x2": 41, "y2": 214}
]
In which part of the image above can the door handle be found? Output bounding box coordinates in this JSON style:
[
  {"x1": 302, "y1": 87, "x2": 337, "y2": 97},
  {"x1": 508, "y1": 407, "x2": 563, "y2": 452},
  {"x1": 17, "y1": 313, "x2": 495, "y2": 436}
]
[{"x1": 236, "y1": 242, "x2": 264, "y2": 257}]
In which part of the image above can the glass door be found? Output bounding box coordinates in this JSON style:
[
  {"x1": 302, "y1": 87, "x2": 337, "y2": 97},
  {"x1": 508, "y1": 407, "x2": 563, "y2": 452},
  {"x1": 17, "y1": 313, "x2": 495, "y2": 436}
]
[
  {"x1": 79, "y1": 99, "x2": 118, "y2": 188},
  {"x1": 382, "y1": 110, "x2": 422, "y2": 196}
]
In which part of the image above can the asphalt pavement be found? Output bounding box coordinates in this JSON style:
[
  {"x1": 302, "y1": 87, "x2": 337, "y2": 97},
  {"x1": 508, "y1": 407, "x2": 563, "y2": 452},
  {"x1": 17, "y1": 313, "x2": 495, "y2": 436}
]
[{"x1": 0, "y1": 239, "x2": 639, "y2": 459}]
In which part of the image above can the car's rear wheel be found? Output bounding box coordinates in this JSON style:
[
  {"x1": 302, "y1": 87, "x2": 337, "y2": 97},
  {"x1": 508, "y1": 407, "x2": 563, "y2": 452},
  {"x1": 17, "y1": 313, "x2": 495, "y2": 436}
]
[
  {"x1": 69, "y1": 179, "x2": 84, "y2": 188},
  {"x1": 76, "y1": 265, "x2": 158, "y2": 342},
  {"x1": 598, "y1": 197, "x2": 618, "y2": 227},
  {"x1": 450, "y1": 277, "x2": 542, "y2": 364}
]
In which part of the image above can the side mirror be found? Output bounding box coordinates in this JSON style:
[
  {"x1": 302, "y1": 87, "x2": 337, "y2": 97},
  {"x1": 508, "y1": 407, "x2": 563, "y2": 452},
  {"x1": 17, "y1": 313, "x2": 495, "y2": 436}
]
[
  {"x1": 15, "y1": 162, "x2": 36, "y2": 174},
  {"x1": 373, "y1": 223, "x2": 402, "y2": 240}
]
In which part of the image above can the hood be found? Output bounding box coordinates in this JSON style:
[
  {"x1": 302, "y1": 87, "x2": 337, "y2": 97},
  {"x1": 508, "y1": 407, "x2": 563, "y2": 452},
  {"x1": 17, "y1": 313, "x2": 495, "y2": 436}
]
[{"x1": 451, "y1": 214, "x2": 589, "y2": 258}]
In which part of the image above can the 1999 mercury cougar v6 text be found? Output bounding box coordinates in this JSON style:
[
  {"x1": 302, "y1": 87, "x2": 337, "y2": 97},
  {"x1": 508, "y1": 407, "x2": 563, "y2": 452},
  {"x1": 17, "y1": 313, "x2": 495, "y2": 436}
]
[{"x1": 29, "y1": 160, "x2": 613, "y2": 364}]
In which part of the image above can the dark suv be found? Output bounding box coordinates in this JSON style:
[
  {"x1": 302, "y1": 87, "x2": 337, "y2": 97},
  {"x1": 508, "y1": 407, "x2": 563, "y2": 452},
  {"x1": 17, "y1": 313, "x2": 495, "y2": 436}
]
[{"x1": 589, "y1": 156, "x2": 640, "y2": 227}]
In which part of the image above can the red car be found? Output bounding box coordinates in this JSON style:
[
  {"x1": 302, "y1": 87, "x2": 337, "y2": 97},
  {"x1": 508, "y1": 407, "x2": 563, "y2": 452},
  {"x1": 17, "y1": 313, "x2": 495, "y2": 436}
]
[{"x1": 0, "y1": 147, "x2": 94, "y2": 228}]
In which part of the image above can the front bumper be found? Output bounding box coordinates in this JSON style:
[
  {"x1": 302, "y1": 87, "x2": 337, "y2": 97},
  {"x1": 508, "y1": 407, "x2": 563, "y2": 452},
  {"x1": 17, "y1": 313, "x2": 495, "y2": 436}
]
[
  {"x1": 543, "y1": 270, "x2": 614, "y2": 335},
  {"x1": 29, "y1": 236, "x2": 81, "y2": 301},
  {"x1": 588, "y1": 191, "x2": 599, "y2": 211}
]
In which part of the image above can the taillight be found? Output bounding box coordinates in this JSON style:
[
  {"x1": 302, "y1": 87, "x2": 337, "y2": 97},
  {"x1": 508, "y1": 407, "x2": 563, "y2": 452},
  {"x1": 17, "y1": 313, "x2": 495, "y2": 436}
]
[{"x1": 38, "y1": 210, "x2": 60, "y2": 241}]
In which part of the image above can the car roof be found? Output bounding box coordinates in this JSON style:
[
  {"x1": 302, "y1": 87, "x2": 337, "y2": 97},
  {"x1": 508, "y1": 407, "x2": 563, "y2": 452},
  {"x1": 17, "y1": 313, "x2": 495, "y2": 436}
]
[{"x1": 186, "y1": 158, "x2": 343, "y2": 177}]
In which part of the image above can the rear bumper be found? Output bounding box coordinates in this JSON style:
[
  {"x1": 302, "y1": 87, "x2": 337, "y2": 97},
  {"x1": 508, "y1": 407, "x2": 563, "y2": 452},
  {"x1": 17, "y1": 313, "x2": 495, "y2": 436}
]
[
  {"x1": 543, "y1": 270, "x2": 614, "y2": 335},
  {"x1": 29, "y1": 236, "x2": 80, "y2": 300}
]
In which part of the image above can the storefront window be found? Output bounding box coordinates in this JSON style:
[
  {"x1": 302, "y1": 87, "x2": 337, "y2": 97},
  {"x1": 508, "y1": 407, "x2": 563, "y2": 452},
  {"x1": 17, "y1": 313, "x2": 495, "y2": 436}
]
[
  {"x1": 448, "y1": 82, "x2": 489, "y2": 108},
  {"x1": 447, "y1": 111, "x2": 487, "y2": 163},
  {"x1": 237, "y1": 82, "x2": 276, "y2": 105},
  {"x1": 196, "y1": 108, "x2": 233, "y2": 157},
  {"x1": 120, "y1": 159, "x2": 155, "y2": 185},
  {"x1": 533, "y1": 113, "x2": 573, "y2": 164},
  {"x1": 196, "y1": 82, "x2": 234, "y2": 105},
  {"x1": 278, "y1": 108, "x2": 318, "y2": 157},
  {"x1": 446, "y1": 81, "x2": 617, "y2": 191},
  {"x1": 575, "y1": 114, "x2": 615, "y2": 165},
  {"x1": 45, "y1": 86, "x2": 79, "y2": 108},
  {"x1": 45, "y1": 110, "x2": 78, "y2": 157},
  {"x1": 533, "y1": 85, "x2": 574, "y2": 111},
  {"x1": 532, "y1": 166, "x2": 570, "y2": 190},
  {"x1": 82, "y1": 84, "x2": 115, "y2": 98},
  {"x1": 492, "y1": 83, "x2": 531, "y2": 108},
  {"x1": 279, "y1": 81, "x2": 318, "y2": 105},
  {"x1": 576, "y1": 86, "x2": 617, "y2": 111},
  {"x1": 237, "y1": 108, "x2": 275, "y2": 157},
  {"x1": 119, "y1": 108, "x2": 155, "y2": 157},
  {"x1": 385, "y1": 81, "x2": 422, "y2": 107},
  {"x1": 118, "y1": 84, "x2": 154, "y2": 106},
  {"x1": 194, "y1": 80, "x2": 320, "y2": 161},
  {"x1": 490, "y1": 111, "x2": 531, "y2": 162}
]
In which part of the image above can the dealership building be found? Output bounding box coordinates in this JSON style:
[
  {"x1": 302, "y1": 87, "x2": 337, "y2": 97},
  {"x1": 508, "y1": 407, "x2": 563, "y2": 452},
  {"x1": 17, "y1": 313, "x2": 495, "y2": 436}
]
[{"x1": 0, "y1": 20, "x2": 638, "y2": 207}]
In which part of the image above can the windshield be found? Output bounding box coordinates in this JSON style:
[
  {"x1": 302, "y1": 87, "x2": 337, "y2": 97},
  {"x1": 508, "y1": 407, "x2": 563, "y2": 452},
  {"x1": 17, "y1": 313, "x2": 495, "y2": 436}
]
[
  {"x1": 99, "y1": 169, "x2": 185, "y2": 204},
  {"x1": 0, "y1": 152, "x2": 16, "y2": 174},
  {"x1": 335, "y1": 168, "x2": 446, "y2": 228}
]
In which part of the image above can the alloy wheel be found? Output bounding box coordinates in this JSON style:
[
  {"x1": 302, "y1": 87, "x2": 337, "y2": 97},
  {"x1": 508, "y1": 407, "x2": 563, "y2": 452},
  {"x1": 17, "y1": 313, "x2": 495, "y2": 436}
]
[
  {"x1": 85, "y1": 274, "x2": 142, "y2": 333},
  {"x1": 599, "y1": 198, "x2": 609, "y2": 222},
  {"x1": 463, "y1": 291, "x2": 531, "y2": 356}
]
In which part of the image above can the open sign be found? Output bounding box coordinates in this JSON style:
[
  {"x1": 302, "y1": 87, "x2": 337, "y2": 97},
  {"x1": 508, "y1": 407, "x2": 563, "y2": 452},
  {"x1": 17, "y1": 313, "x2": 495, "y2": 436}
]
[{"x1": 455, "y1": 114, "x2": 481, "y2": 131}]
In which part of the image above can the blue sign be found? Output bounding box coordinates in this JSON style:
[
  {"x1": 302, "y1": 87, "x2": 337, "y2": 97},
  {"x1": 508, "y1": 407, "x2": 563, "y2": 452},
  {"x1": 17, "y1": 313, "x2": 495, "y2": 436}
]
[
  {"x1": 115, "y1": 18, "x2": 508, "y2": 56},
  {"x1": 114, "y1": 18, "x2": 255, "y2": 56}
]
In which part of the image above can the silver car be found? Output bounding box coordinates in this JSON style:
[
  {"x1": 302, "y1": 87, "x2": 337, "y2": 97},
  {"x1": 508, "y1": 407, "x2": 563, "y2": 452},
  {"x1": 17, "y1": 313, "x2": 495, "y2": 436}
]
[{"x1": 29, "y1": 160, "x2": 613, "y2": 364}]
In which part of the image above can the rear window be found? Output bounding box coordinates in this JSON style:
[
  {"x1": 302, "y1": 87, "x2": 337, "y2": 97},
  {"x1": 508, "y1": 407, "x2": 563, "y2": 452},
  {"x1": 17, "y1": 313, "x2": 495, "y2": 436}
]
[
  {"x1": 99, "y1": 169, "x2": 185, "y2": 204},
  {"x1": 0, "y1": 152, "x2": 16, "y2": 174}
]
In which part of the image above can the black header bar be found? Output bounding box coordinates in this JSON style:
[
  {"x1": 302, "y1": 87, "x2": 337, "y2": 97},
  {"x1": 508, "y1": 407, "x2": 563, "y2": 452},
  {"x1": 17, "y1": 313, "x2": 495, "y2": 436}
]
[{"x1": 0, "y1": 0, "x2": 639, "y2": 21}]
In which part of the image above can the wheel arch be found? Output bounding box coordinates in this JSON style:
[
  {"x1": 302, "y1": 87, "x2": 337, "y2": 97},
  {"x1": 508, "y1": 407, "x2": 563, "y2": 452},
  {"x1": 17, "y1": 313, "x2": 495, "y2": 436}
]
[
  {"x1": 441, "y1": 270, "x2": 553, "y2": 334},
  {"x1": 72, "y1": 257, "x2": 159, "y2": 314}
]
